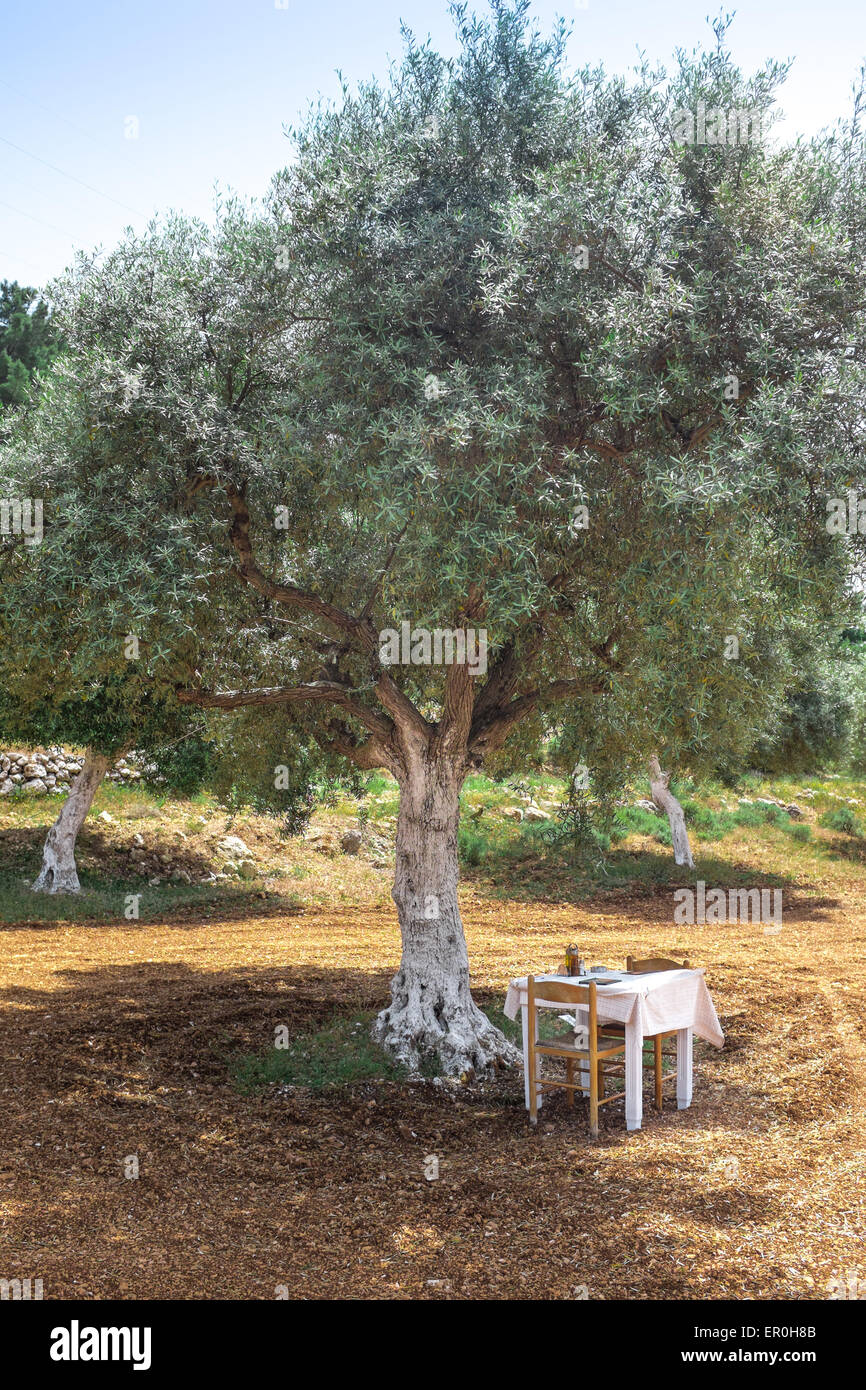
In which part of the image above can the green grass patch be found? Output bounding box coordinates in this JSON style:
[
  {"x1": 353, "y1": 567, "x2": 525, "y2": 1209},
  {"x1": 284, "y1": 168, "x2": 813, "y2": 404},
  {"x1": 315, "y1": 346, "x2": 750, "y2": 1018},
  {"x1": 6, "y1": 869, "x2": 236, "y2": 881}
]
[
  {"x1": 785, "y1": 822, "x2": 812, "y2": 843},
  {"x1": 228, "y1": 1012, "x2": 412, "y2": 1091},
  {"x1": 0, "y1": 867, "x2": 301, "y2": 924},
  {"x1": 228, "y1": 1006, "x2": 527, "y2": 1092}
]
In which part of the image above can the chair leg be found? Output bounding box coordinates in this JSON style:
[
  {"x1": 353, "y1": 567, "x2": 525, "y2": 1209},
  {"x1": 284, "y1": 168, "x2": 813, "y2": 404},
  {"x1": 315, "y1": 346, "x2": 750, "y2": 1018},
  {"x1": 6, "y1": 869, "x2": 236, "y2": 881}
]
[
  {"x1": 589, "y1": 1057, "x2": 599, "y2": 1139},
  {"x1": 654, "y1": 1035, "x2": 663, "y2": 1111},
  {"x1": 528, "y1": 1046, "x2": 538, "y2": 1125},
  {"x1": 566, "y1": 1057, "x2": 574, "y2": 1107}
]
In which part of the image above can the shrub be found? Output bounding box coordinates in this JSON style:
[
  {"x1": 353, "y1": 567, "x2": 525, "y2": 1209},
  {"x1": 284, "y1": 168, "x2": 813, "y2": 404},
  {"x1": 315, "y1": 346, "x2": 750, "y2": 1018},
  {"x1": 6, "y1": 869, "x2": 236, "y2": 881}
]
[
  {"x1": 786, "y1": 822, "x2": 812, "y2": 842},
  {"x1": 819, "y1": 807, "x2": 862, "y2": 836}
]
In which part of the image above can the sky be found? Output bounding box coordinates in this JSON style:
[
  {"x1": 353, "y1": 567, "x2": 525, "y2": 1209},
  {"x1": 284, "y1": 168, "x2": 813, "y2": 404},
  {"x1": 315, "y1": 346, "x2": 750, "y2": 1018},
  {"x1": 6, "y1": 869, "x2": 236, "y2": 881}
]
[{"x1": 1, "y1": 0, "x2": 864, "y2": 289}]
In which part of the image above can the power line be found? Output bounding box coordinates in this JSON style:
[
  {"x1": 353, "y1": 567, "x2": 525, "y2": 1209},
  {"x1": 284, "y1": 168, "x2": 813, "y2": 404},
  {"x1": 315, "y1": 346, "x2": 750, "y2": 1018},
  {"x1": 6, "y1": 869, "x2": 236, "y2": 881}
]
[
  {"x1": 0, "y1": 247, "x2": 48, "y2": 276},
  {"x1": 0, "y1": 197, "x2": 86, "y2": 242},
  {"x1": 0, "y1": 77, "x2": 173, "y2": 203},
  {"x1": 0, "y1": 134, "x2": 147, "y2": 219}
]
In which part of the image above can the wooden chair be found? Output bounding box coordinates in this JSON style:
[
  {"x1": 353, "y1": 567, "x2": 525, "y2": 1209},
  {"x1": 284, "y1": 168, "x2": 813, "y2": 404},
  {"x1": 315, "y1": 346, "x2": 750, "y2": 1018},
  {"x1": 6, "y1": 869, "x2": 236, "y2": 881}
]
[
  {"x1": 526, "y1": 977, "x2": 626, "y2": 1138},
  {"x1": 599, "y1": 955, "x2": 691, "y2": 1111}
]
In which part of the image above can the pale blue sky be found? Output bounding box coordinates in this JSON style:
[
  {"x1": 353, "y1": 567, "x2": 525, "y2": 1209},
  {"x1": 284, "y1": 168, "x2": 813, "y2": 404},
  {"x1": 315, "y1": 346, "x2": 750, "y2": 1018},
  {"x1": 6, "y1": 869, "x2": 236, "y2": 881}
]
[{"x1": 1, "y1": 0, "x2": 864, "y2": 288}]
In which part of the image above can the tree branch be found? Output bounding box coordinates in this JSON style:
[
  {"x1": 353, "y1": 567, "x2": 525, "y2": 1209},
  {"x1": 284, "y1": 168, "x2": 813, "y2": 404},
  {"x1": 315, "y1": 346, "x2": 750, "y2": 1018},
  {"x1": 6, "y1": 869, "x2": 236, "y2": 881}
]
[
  {"x1": 469, "y1": 676, "x2": 604, "y2": 756},
  {"x1": 176, "y1": 679, "x2": 394, "y2": 741},
  {"x1": 226, "y1": 486, "x2": 432, "y2": 756},
  {"x1": 227, "y1": 486, "x2": 378, "y2": 655}
]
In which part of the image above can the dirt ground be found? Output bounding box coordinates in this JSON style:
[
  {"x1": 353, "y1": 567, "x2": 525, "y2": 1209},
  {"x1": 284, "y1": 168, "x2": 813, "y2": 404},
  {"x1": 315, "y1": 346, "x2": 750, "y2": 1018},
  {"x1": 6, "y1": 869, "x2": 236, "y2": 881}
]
[{"x1": 1, "y1": 871, "x2": 864, "y2": 1301}]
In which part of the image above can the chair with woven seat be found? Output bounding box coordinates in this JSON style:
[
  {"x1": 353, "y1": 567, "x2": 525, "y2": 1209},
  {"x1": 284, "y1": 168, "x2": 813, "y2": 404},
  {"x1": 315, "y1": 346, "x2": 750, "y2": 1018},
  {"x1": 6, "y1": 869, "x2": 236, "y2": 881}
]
[
  {"x1": 598, "y1": 956, "x2": 691, "y2": 1111},
  {"x1": 526, "y1": 976, "x2": 626, "y2": 1137}
]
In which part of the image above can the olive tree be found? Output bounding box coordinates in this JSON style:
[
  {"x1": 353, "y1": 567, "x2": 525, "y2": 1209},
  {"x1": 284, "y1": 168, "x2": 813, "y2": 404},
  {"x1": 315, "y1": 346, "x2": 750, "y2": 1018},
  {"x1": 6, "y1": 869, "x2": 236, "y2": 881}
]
[{"x1": 2, "y1": 2, "x2": 865, "y2": 1071}]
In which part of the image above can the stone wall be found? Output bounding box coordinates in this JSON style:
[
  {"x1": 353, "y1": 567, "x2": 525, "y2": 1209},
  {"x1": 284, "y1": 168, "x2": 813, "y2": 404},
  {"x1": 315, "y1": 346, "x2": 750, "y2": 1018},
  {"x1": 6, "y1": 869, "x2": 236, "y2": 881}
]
[{"x1": 0, "y1": 749, "x2": 143, "y2": 797}]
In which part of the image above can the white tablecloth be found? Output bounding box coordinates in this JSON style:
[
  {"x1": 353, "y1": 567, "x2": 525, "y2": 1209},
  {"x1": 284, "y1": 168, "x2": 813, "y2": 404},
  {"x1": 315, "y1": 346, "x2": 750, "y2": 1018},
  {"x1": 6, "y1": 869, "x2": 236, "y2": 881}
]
[
  {"x1": 504, "y1": 969, "x2": 724, "y2": 1129},
  {"x1": 504, "y1": 969, "x2": 724, "y2": 1047}
]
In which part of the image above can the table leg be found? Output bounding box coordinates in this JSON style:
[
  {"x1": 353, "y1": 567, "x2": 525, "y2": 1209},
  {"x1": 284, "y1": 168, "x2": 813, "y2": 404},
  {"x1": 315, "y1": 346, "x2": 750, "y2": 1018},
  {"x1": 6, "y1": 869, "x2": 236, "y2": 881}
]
[
  {"x1": 520, "y1": 1001, "x2": 543, "y2": 1111},
  {"x1": 676, "y1": 1027, "x2": 693, "y2": 1109},
  {"x1": 625, "y1": 1019, "x2": 643, "y2": 1131},
  {"x1": 574, "y1": 1003, "x2": 590, "y2": 1095},
  {"x1": 521, "y1": 1002, "x2": 530, "y2": 1110}
]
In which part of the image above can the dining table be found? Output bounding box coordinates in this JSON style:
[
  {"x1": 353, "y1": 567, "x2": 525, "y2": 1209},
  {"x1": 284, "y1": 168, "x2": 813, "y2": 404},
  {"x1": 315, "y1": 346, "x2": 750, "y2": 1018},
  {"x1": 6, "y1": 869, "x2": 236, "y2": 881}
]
[{"x1": 503, "y1": 967, "x2": 725, "y2": 1131}]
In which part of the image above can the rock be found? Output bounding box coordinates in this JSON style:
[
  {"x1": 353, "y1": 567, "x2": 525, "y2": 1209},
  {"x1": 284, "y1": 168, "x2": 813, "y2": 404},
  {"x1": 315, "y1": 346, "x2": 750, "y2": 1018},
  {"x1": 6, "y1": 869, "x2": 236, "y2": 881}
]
[
  {"x1": 524, "y1": 806, "x2": 549, "y2": 822},
  {"x1": 502, "y1": 807, "x2": 524, "y2": 821},
  {"x1": 132, "y1": 833, "x2": 145, "y2": 848},
  {"x1": 26, "y1": 778, "x2": 47, "y2": 794},
  {"x1": 786, "y1": 803, "x2": 804, "y2": 819},
  {"x1": 217, "y1": 835, "x2": 251, "y2": 859},
  {"x1": 311, "y1": 835, "x2": 338, "y2": 856},
  {"x1": 97, "y1": 811, "x2": 115, "y2": 825},
  {"x1": 236, "y1": 860, "x2": 258, "y2": 879},
  {"x1": 340, "y1": 830, "x2": 363, "y2": 855},
  {"x1": 634, "y1": 798, "x2": 660, "y2": 814},
  {"x1": 0, "y1": 778, "x2": 13, "y2": 795}
]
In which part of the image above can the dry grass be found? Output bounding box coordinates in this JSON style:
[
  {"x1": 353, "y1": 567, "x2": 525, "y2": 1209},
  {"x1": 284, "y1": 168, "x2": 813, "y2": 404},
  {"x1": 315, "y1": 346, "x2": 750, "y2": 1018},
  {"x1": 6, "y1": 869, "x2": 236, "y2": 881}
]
[{"x1": 1, "y1": 776, "x2": 864, "y2": 1299}]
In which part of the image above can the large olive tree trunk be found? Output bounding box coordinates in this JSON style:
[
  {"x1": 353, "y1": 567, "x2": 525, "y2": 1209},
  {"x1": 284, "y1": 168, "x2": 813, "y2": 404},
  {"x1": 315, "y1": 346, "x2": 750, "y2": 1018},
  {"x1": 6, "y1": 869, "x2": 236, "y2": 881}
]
[
  {"x1": 31, "y1": 749, "x2": 112, "y2": 893},
  {"x1": 648, "y1": 754, "x2": 695, "y2": 869},
  {"x1": 372, "y1": 757, "x2": 518, "y2": 1077}
]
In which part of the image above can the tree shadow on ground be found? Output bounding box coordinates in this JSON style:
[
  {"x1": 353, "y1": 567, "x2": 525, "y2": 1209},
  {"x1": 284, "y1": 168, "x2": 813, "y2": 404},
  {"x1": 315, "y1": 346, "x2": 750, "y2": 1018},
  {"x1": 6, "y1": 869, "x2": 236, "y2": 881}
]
[{"x1": 1, "y1": 953, "x2": 850, "y2": 1298}]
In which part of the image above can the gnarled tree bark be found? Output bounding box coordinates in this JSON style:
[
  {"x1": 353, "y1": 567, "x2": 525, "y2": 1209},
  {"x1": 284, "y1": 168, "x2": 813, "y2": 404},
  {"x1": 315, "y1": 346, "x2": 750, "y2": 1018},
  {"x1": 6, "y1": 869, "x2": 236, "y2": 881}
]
[
  {"x1": 31, "y1": 748, "x2": 112, "y2": 893},
  {"x1": 372, "y1": 753, "x2": 518, "y2": 1076},
  {"x1": 648, "y1": 754, "x2": 695, "y2": 868}
]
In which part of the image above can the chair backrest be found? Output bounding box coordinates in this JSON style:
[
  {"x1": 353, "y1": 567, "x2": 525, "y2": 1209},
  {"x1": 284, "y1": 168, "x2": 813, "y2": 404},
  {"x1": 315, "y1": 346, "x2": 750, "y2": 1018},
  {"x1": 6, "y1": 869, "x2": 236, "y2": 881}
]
[
  {"x1": 528, "y1": 977, "x2": 593, "y2": 1005},
  {"x1": 527, "y1": 976, "x2": 597, "y2": 1038},
  {"x1": 626, "y1": 955, "x2": 690, "y2": 973}
]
